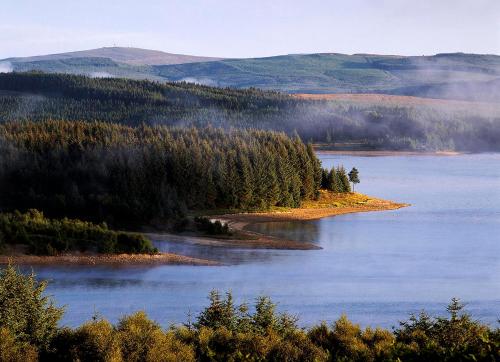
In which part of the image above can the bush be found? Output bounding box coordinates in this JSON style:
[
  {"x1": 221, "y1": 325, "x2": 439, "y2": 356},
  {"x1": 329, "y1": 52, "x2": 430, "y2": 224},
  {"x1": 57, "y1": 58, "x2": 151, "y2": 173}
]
[
  {"x1": 194, "y1": 217, "x2": 232, "y2": 236},
  {"x1": 115, "y1": 312, "x2": 195, "y2": 362},
  {"x1": 0, "y1": 268, "x2": 499, "y2": 362},
  {"x1": 70, "y1": 320, "x2": 121, "y2": 362},
  {"x1": 0, "y1": 327, "x2": 38, "y2": 362},
  {"x1": 0, "y1": 210, "x2": 156, "y2": 255},
  {"x1": 0, "y1": 265, "x2": 63, "y2": 350}
]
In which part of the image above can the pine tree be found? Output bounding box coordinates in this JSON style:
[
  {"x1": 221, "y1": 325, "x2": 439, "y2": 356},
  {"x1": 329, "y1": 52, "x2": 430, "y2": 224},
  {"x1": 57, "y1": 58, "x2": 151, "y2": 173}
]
[
  {"x1": 337, "y1": 166, "x2": 351, "y2": 193},
  {"x1": 348, "y1": 167, "x2": 360, "y2": 192}
]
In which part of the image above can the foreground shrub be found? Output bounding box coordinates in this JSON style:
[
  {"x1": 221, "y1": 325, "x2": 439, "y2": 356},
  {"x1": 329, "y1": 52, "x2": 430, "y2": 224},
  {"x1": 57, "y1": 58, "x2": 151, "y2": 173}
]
[
  {"x1": 393, "y1": 298, "x2": 499, "y2": 361},
  {"x1": 0, "y1": 266, "x2": 499, "y2": 361},
  {"x1": 0, "y1": 327, "x2": 38, "y2": 362},
  {"x1": 308, "y1": 316, "x2": 395, "y2": 362},
  {"x1": 0, "y1": 264, "x2": 63, "y2": 350}
]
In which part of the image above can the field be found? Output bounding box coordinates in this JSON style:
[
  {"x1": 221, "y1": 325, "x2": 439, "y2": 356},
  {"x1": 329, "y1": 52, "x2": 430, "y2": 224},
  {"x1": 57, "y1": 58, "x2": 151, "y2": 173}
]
[{"x1": 293, "y1": 93, "x2": 500, "y2": 114}]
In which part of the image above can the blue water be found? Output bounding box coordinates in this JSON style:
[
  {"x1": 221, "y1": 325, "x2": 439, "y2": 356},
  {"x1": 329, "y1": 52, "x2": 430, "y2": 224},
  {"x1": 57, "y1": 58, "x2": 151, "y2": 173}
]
[{"x1": 31, "y1": 153, "x2": 500, "y2": 328}]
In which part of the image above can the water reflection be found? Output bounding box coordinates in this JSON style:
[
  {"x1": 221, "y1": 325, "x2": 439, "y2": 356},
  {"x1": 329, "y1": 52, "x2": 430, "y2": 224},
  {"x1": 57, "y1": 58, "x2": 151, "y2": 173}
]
[
  {"x1": 15, "y1": 153, "x2": 500, "y2": 328},
  {"x1": 151, "y1": 237, "x2": 292, "y2": 265},
  {"x1": 247, "y1": 221, "x2": 320, "y2": 243}
]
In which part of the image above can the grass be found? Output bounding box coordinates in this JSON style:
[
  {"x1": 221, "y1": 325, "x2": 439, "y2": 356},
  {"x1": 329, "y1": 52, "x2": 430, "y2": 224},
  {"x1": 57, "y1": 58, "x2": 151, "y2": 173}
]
[{"x1": 301, "y1": 190, "x2": 371, "y2": 208}]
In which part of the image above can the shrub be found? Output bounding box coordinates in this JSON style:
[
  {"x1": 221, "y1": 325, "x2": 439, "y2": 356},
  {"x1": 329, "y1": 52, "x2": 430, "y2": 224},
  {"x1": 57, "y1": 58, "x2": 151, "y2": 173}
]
[
  {"x1": 0, "y1": 327, "x2": 38, "y2": 362},
  {"x1": 71, "y1": 319, "x2": 121, "y2": 362},
  {"x1": 0, "y1": 210, "x2": 156, "y2": 255},
  {"x1": 194, "y1": 217, "x2": 232, "y2": 236},
  {"x1": 0, "y1": 264, "x2": 63, "y2": 350}
]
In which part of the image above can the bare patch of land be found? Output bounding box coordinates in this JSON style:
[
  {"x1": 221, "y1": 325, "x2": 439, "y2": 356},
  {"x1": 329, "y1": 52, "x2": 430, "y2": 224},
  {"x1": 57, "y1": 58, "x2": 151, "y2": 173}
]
[
  {"x1": 292, "y1": 93, "x2": 500, "y2": 111},
  {"x1": 0, "y1": 252, "x2": 218, "y2": 266}
]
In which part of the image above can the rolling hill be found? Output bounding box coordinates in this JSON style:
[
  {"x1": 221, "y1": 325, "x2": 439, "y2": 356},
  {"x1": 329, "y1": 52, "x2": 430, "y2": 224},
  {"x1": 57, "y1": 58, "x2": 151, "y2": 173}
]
[
  {"x1": 4, "y1": 47, "x2": 223, "y2": 65},
  {"x1": 1, "y1": 72, "x2": 499, "y2": 151},
  {"x1": 2, "y1": 48, "x2": 500, "y2": 101}
]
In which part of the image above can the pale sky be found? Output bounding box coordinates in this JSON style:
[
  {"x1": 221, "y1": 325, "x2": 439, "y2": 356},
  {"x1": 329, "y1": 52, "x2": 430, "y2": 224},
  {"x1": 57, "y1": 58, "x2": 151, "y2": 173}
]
[{"x1": 1, "y1": 0, "x2": 499, "y2": 59}]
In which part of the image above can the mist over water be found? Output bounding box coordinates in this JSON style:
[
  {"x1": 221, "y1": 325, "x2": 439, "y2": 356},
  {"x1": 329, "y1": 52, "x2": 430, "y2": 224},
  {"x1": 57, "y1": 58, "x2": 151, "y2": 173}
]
[{"x1": 32, "y1": 153, "x2": 500, "y2": 328}]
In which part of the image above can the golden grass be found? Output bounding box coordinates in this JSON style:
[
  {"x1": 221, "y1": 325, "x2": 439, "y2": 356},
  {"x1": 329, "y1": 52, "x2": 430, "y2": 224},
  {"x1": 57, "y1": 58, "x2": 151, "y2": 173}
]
[{"x1": 215, "y1": 191, "x2": 408, "y2": 224}]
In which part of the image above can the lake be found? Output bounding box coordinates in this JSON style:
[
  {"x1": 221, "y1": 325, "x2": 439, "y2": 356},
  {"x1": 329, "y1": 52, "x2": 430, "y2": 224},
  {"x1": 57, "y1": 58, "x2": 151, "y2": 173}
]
[{"x1": 32, "y1": 153, "x2": 500, "y2": 328}]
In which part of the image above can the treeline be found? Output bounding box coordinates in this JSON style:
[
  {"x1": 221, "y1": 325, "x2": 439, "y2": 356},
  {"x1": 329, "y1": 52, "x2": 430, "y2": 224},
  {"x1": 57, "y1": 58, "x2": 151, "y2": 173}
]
[
  {"x1": 0, "y1": 120, "x2": 323, "y2": 227},
  {"x1": 0, "y1": 209, "x2": 155, "y2": 255},
  {"x1": 321, "y1": 167, "x2": 351, "y2": 193},
  {"x1": 1, "y1": 265, "x2": 498, "y2": 362},
  {"x1": 1, "y1": 72, "x2": 500, "y2": 151}
]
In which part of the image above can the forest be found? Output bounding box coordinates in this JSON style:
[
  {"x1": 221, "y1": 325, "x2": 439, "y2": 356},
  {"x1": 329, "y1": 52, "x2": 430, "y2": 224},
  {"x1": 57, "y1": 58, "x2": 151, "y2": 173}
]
[
  {"x1": 0, "y1": 210, "x2": 155, "y2": 255},
  {"x1": 0, "y1": 120, "x2": 324, "y2": 228},
  {"x1": 0, "y1": 265, "x2": 498, "y2": 362},
  {"x1": 1, "y1": 72, "x2": 499, "y2": 151}
]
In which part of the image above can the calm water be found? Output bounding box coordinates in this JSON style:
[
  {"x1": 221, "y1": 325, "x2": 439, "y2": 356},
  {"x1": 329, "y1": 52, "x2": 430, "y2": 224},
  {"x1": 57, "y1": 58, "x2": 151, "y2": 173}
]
[{"x1": 31, "y1": 153, "x2": 500, "y2": 328}]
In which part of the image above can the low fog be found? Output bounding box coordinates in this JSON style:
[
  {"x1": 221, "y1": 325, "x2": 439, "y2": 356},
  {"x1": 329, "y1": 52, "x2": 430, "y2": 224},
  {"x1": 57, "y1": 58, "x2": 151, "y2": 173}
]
[{"x1": 0, "y1": 62, "x2": 13, "y2": 73}]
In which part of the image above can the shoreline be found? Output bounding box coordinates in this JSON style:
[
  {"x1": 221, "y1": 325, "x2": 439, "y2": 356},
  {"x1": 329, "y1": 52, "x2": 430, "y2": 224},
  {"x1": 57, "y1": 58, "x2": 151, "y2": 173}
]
[
  {"x1": 0, "y1": 252, "x2": 219, "y2": 266},
  {"x1": 147, "y1": 230, "x2": 322, "y2": 250},
  {"x1": 314, "y1": 150, "x2": 463, "y2": 157},
  {"x1": 150, "y1": 193, "x2": 408, "y2": 250},
  {"x1": 216, "y1": 192, "x2": 408, "y2": 225},
  {"x1": 1, "y1": 193, "x2": 409, "y2": 265}
]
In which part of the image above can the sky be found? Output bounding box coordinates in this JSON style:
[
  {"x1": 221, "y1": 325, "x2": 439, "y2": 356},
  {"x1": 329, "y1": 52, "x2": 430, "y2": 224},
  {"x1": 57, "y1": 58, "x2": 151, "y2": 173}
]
[{"x1": 0, "y1": 0, "x2": 499, "y2": 59}]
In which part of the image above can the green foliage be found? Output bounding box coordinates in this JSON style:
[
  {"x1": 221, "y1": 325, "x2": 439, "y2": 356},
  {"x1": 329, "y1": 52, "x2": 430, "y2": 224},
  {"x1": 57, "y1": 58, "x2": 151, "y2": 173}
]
[
  {"x1": 1, "y1": 72, "x2": 499, "y2": 151},
  {"x1": 0, "y1": 266, "x2": 499, "y2": 361},
  {"x1": 0, "y1": 210, "x2": 156, "y2": 255},
  {"x1": 60, "y1": 320, "x2": 121, "y2": 362},
  {"x1": 0, "y1": 121, "x2": 320, "y2": 227},
  {"x1": 0, "y1": 327, "x2": 39, "y2": 362},
  {"x1": 393, "y1": 298, "x2": 499, "y2": 361},
  {"x1": 194, "y1": 217, "x2": 231, "y2": 236},
  {"x1": 348, "y1": 168, "x2": 360, "y2": 191},
  {"x1": 0, "y1": 264, "x2": 63, "y2": 350},
  {"x1": 321, "y1": 166, "x2": 351, "y2": 193},
  {"x1": 9, "y1": 52, "x2": 500, "y2": 101}
]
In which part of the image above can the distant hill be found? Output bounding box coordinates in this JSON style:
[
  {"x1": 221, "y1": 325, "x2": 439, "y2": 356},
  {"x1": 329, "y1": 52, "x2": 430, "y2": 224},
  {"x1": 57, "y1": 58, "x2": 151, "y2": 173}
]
[
  {"x1": 1, "y1": 72, "x2": 499, "y2": 151},
  {"x1": 2, "y1": 48, "x2": 500, "y2": 101},
  {"x1": 4, "y1": 47, "x2": 223, "y2": 65},
  {"x1": 154, "y1": 53, "x2": 500, "y2": 101}
]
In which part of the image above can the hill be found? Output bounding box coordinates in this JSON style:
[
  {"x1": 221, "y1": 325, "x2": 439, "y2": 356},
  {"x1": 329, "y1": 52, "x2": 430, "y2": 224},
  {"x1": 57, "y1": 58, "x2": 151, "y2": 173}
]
[
  {"x1": 4, "y1": 46, "x2": 223, "y2": 65},
  {"x1": 2, "y1": 50, "x2": 500, "y2": 101},
  {"x1": 0, "y1": 72, "x2": 499, "y2": 151},
  {"x1": 154, "y1": 53, "x2": 500, "y2": 100}
]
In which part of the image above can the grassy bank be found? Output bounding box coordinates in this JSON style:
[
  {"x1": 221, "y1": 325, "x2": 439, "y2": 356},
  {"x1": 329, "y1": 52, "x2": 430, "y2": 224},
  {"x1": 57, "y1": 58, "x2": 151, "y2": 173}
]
[{"x1": 215, "y1": 191, "x2": 407, "y2": 224}]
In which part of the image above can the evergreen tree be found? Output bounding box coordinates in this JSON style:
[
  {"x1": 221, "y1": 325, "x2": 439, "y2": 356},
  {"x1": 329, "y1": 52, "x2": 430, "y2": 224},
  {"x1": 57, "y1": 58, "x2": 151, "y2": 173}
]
[
  {"x1": 0, "y1": 265, "x2": 64, "y2": 350},
  {"x1": 337, "y1": 166, "x2": 351, "y2": 193},
  {"x1": 348, "y1": 167, "x2": 360, "y2": 192}
]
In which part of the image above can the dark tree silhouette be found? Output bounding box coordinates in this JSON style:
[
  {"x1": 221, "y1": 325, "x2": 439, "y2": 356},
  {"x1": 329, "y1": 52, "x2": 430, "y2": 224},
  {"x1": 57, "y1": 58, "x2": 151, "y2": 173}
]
[{"x1": 348, "y1": 167, "x2": 360, "y2": 192}]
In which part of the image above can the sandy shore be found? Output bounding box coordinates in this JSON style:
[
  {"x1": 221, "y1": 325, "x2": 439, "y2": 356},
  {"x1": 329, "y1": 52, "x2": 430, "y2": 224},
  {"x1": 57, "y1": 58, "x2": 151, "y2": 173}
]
[
  {"x1": 149, "y1": 193, "x2": 408, "y2": 250},
  {"x1": 217, "y1": 193, "x2": 407, "y2": 224},
  {"x1": 1, "y1": 193, "x2": 408, "y2": 264},
  {"x1": 147, "y1": 231, "x2": 321, "y2": 250},
  {"x1": 0, "y1": 252, "x2": 219, "y2": 266}
]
